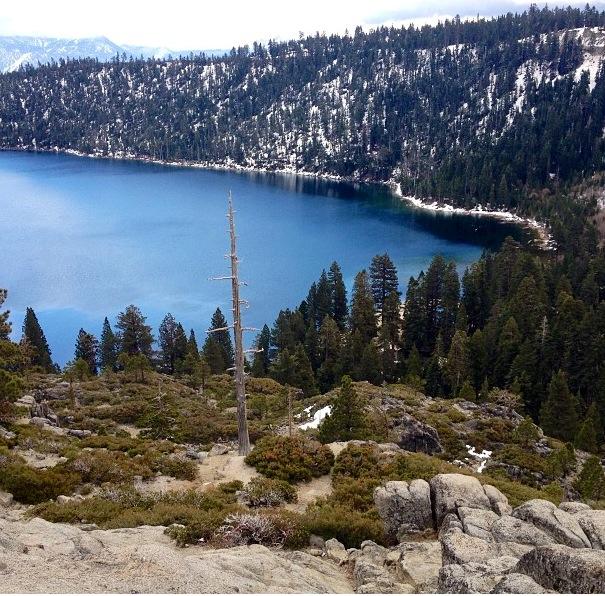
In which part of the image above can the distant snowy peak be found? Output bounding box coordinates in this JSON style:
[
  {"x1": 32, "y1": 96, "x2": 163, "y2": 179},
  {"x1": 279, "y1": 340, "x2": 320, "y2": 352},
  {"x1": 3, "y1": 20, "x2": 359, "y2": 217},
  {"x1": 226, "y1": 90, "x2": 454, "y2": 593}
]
[
  {"x1": 0, "y1": 36, "x2": 123, "y2": 73},
  {"x1": 0, "y1": 35, "x2": 225, "y2": 73}
]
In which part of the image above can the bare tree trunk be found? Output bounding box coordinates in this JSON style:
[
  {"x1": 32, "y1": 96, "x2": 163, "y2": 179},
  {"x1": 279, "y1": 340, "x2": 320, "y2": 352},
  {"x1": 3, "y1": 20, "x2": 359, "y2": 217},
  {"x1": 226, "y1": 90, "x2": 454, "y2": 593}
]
[{"x1": 228, "y1": 196, "x2": 251, "y2": 456}]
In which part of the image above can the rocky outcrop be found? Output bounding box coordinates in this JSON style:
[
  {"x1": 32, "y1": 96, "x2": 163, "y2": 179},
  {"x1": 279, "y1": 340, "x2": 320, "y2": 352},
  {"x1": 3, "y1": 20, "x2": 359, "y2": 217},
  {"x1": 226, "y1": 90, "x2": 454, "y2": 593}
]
[
  {"x1": 373, "y1": 470, "x2": 605, "y2": 593},
  {"x1": 574, "y1": 509, "x2": 605, "y2": 550},
  {"x1": 514, "y1": 544, "x2": 605, "y2": 593},
  {"x1": 490, "y1": 515, "x2": 552, "y2": 547},
  {"x1": 430, "y1": 474, "x2": 492, "y2": 525},
  {"x1": 490, "y1": 573, "x2": 549, "y2": 593},
  {"x1": 0, "y1": 516, "x2": 353, "y2": 593},
  {"x1": 374, "y1": 479, "x2": 432, "y2": 540},
  {"x1": 438, "y1": 556, "x2": 518, "y2": 593},
  {"x1": 392, "y1": 414, "x2": 443, "y2": 454},
  {"x1": 512, "y1": 499, "x2": 591, "y2": 549}
]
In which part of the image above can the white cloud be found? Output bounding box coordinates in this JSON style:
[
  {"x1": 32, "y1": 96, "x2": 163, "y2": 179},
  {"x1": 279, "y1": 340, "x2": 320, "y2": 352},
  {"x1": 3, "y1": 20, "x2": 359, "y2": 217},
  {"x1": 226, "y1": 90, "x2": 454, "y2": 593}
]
[{"x1": 0, "y1": 0, "x2": 600, "y2": 50}]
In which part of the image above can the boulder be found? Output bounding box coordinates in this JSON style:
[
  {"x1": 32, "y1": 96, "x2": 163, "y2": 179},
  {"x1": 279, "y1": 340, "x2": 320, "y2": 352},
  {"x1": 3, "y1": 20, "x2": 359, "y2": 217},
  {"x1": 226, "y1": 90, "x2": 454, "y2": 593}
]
[
  {"x1": 67, "y1": 429, "x2": 92, "y2": 439},
  {"x1": 430, "y1": 474, "x2": 492, "y2": 525},
  {"x1": 512, "y1": 499, "x2": 591, "y2": 548},
  {"x1": 56, "y1": 495, "x2": 72, "y2": 505},
  {"x1": 0, "y1": 491, "x2": 13, "y2": 507},
  {"x1": 490, "y1": 515, "x2": 552, "y2": 547},
  {"x1": 575, "y1": 509, "x2": 605, "y2": 550},
  {"x1": 483, "y1": 484, "x2": 512, "y2": 516},
  {"x1": 441, "y1": 529, "x2": 532, "y2": 566},
  {"x1": 30, "y1": 417, "x2": 51, "y2": 428},
  {"x1": 15, "y1": 395, "x2": 35, "y2": 407},
  {"x1": 397, "y1": 540, "x2": 442, "y2": 593},
  {"x1": 439, "y1": 513, "x2": 464, "y2": 538},
  {"x1": 208, "y1": 444, "x2": 229, "y2": 457},
  {"x1": 438, "y1": 556, "x2": 518, "y2": 593},
  {"x1": 185, "y1": 448, "x2": 207, "y2": 461},
  {"x1": 490, "y1": 573, "x2": 550, "y2": 593},
  {"x1": 0, "y1": 426, "x2": 15, "y2": 441},
  {"x1": 374, "y1": 479, "x2": 433, "y2": 540},
  {"x1": 515, "y1": 544, "x2": 605, "y2": 593},
  {"x1": 323, "y1": 538, "x2": 348, "y2": 565},
  {"x1": 457, "y1": 507, "x2": 499, "y2": 541},
  {"x1": 559, "y1": 501, "x2": 591, "y2": 514},
  {"x1": 393, "y1": 414, "x2": 443, "y2": 454}
]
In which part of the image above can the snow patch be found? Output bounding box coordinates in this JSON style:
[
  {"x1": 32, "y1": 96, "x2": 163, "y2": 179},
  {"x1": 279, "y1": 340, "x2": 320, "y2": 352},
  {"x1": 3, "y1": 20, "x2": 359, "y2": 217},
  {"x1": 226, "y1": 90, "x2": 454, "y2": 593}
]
[
  {"x1": 465, "y1": 444, "x2": 492, "y2": 474},
  {"x1": 299, "y1": 405, "x2": 332, "y2": 430}
]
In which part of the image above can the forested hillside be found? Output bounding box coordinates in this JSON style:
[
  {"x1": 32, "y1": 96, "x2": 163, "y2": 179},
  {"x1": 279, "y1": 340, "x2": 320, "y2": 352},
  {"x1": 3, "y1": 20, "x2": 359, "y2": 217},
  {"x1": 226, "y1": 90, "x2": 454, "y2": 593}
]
[{"x1": 0, "y1": 5, "x2": 605, "y2": 219}]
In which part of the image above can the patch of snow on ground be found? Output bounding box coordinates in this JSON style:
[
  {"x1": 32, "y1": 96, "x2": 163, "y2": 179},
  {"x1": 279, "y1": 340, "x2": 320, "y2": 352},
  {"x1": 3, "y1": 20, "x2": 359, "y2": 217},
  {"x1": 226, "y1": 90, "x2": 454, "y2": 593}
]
[
  {"x1": 466, "y1": 444, "x2": 492, "y2": 474},
  {"x1": 299, "y1": 405, "x2": 332, "y2": 430}
]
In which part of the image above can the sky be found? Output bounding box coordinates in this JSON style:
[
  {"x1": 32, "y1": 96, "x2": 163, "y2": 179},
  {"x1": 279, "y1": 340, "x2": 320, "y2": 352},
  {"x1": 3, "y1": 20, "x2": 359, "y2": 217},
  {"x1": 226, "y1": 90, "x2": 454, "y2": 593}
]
[{"x1": 0, "y1": 0, "x2": 602, "y2": 50}]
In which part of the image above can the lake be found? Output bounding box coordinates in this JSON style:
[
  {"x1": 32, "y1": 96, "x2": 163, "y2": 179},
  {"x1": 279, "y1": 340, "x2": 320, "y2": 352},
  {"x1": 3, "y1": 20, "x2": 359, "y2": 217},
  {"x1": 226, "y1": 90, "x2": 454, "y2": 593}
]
[{"x1": 0, "y1": 151, "x2": 526, "y2": 365}]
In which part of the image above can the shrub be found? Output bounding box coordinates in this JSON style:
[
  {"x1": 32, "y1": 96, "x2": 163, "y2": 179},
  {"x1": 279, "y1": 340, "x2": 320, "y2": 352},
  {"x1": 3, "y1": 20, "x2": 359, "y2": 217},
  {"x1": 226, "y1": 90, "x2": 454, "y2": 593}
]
[
  {"x1": 214, "y1": 511, "x2": 303, "y2": 547},
  {"x1": 302, "y1": 504, "x2": 386, "y2": 548},
  {"x1": 242, "y1": 477, "x2": 297, "y2": 507},
  {"x1": 513, "y1": 417, "x2": 541, "y2": 447},
  {"x1": 0, "y1": 460, "x2": 80, "y2": 504},
  {"x1": 65, "y1": 450, "x2": 153, "y2": 485},
  {"x1": 32, "y1": 487, "x2": 241, "y2": 544},
  {"x1": 245, "y1": 435, "x2": 334, "y2": 482},
  {"x1": 576, "y1": 456, "x2": 605, "y2": 501},
  {"x1": 546, "y1": 443, "x2": 577, "y2": 478},
  {"x1": 150, "y1": 453, "x2": 197, "y2": 480},
  {"x1": 332, "y1": 444, "x2": 382, "y2": 480}
]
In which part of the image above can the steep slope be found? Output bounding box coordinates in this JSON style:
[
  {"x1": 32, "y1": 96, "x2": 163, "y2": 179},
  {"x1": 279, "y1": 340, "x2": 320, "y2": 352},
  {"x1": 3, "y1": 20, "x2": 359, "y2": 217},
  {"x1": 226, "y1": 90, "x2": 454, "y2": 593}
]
[{"x1": 0, "y1": 7, "x2": 604, "y2": 215}]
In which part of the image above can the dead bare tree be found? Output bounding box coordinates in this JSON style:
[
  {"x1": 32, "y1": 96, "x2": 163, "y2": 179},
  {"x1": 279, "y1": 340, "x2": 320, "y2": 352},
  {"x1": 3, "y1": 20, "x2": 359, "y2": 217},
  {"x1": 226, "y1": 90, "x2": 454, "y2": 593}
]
[{"x1": 210, "y1": 193, "x2": 258, "y2": 455}]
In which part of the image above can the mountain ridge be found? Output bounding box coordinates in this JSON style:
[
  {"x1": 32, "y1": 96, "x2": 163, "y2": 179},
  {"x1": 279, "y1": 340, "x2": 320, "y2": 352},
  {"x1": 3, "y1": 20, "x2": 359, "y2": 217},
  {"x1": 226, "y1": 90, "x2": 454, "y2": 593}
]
[{"x1": 0, "y1": 34, "x2": 226, "y2": 73}]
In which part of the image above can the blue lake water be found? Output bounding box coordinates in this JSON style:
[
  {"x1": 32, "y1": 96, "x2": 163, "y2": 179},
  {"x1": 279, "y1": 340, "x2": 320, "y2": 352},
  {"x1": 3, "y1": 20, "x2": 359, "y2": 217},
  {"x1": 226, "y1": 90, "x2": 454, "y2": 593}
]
[{"x1": 0, "y1": 151, "x2": 526, "y2": 365}]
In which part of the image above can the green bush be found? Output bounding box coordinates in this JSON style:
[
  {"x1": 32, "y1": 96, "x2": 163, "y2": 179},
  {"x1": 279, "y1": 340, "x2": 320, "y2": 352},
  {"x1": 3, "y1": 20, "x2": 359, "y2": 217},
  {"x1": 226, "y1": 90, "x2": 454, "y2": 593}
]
[
  {"x1": 332, "y1": 444, "x2": 382, "y2": 480},
  {"x1": 245, "y1": 435, "x2": 334, "y2": 482},
  {"x1": 32, "y1": 487, "x2": 241, "y2": 543},
  {"x1": 576, "y1": 456, "x2": 605, "y2": 501},
  {"x1": 65, "y1": 450, "x2": 153, "y2": 484},
  {"x1": 302, "y1": 504, "x2": 386, "y2": 548},
  {"x1": 0, "y1": 460, "x2": 80, "y2": 504},
  {"x1": 243, "y1": 477, "x2": 297, "y2": 507}
]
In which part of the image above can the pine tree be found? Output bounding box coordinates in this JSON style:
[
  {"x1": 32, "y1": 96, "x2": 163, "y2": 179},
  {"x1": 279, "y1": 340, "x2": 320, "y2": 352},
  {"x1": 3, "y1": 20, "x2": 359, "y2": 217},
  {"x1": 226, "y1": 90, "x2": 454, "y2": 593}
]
[
  {"x1": 270, "y1": 348, "x2": 297, "y2": 387},
  {"x1": 402, "y1": 276, "x2": 424, "y2": 354},
  {"x1": 575, "y1": 455, "x2": 605, "y2": 501},
  {"x1": 380, "y1": 290, "x2": 401, "y2": 382},
  {"x1": 360, "y1": 342, "x2": 383, "y2": 385},
  {"x1": 424, "y1": 352, "x2": 444, "y2": 397},
  {"x1": 575, "y1": 409, "x2": 599, "y2": 453},
  {"x1": 74, "y1": 328, "x2": 99, "y2": 375},
  {"x1": 251, "y1": 324, "x2": 271, "y2": 377},
  {"x1": 99, "y1": 317, "x2": 118, "y2": 372},
  {"x1": 292, "y1": 343, "x2": 318, "y2": 397},
  {"x1": 202, "y1": 308, "x2": 234, "y2": 373},
  {"x1": 350, "y1": 270, "x2": 377, "y2": 343},
  {"x1": 446, "y1": 330, "x2": 470, "y2": 396},
  {"x1": 328, "y1": 261, "x2": 348, "y2": 330},
  {"x1": 158, "y1": 313, "x2": 182, "y2": 374},
  {"x1": 318, "y1": 375, "x2": 366, "y2": 442},
  {"x1": 203, "y1": 337, "x2": 227, "y2": 374},
  {"x1": 0, "y1": 289, "x2": 11, "y2": 341},
  {"x1": 22, "y1": 307, "x2": 53, "y2": 371},
  {"x1": 540, "y1": 371, "x2": 579, "y2": 442},
  {"x1": 369, "y1": 253, "x2": 399, "y2": 317},
  {"x1": 317, "y1": 316, "x2": 341, "y2": 392},
  {"x1": 116, "y1": 305, "x2": 153, "y2": 356}
]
